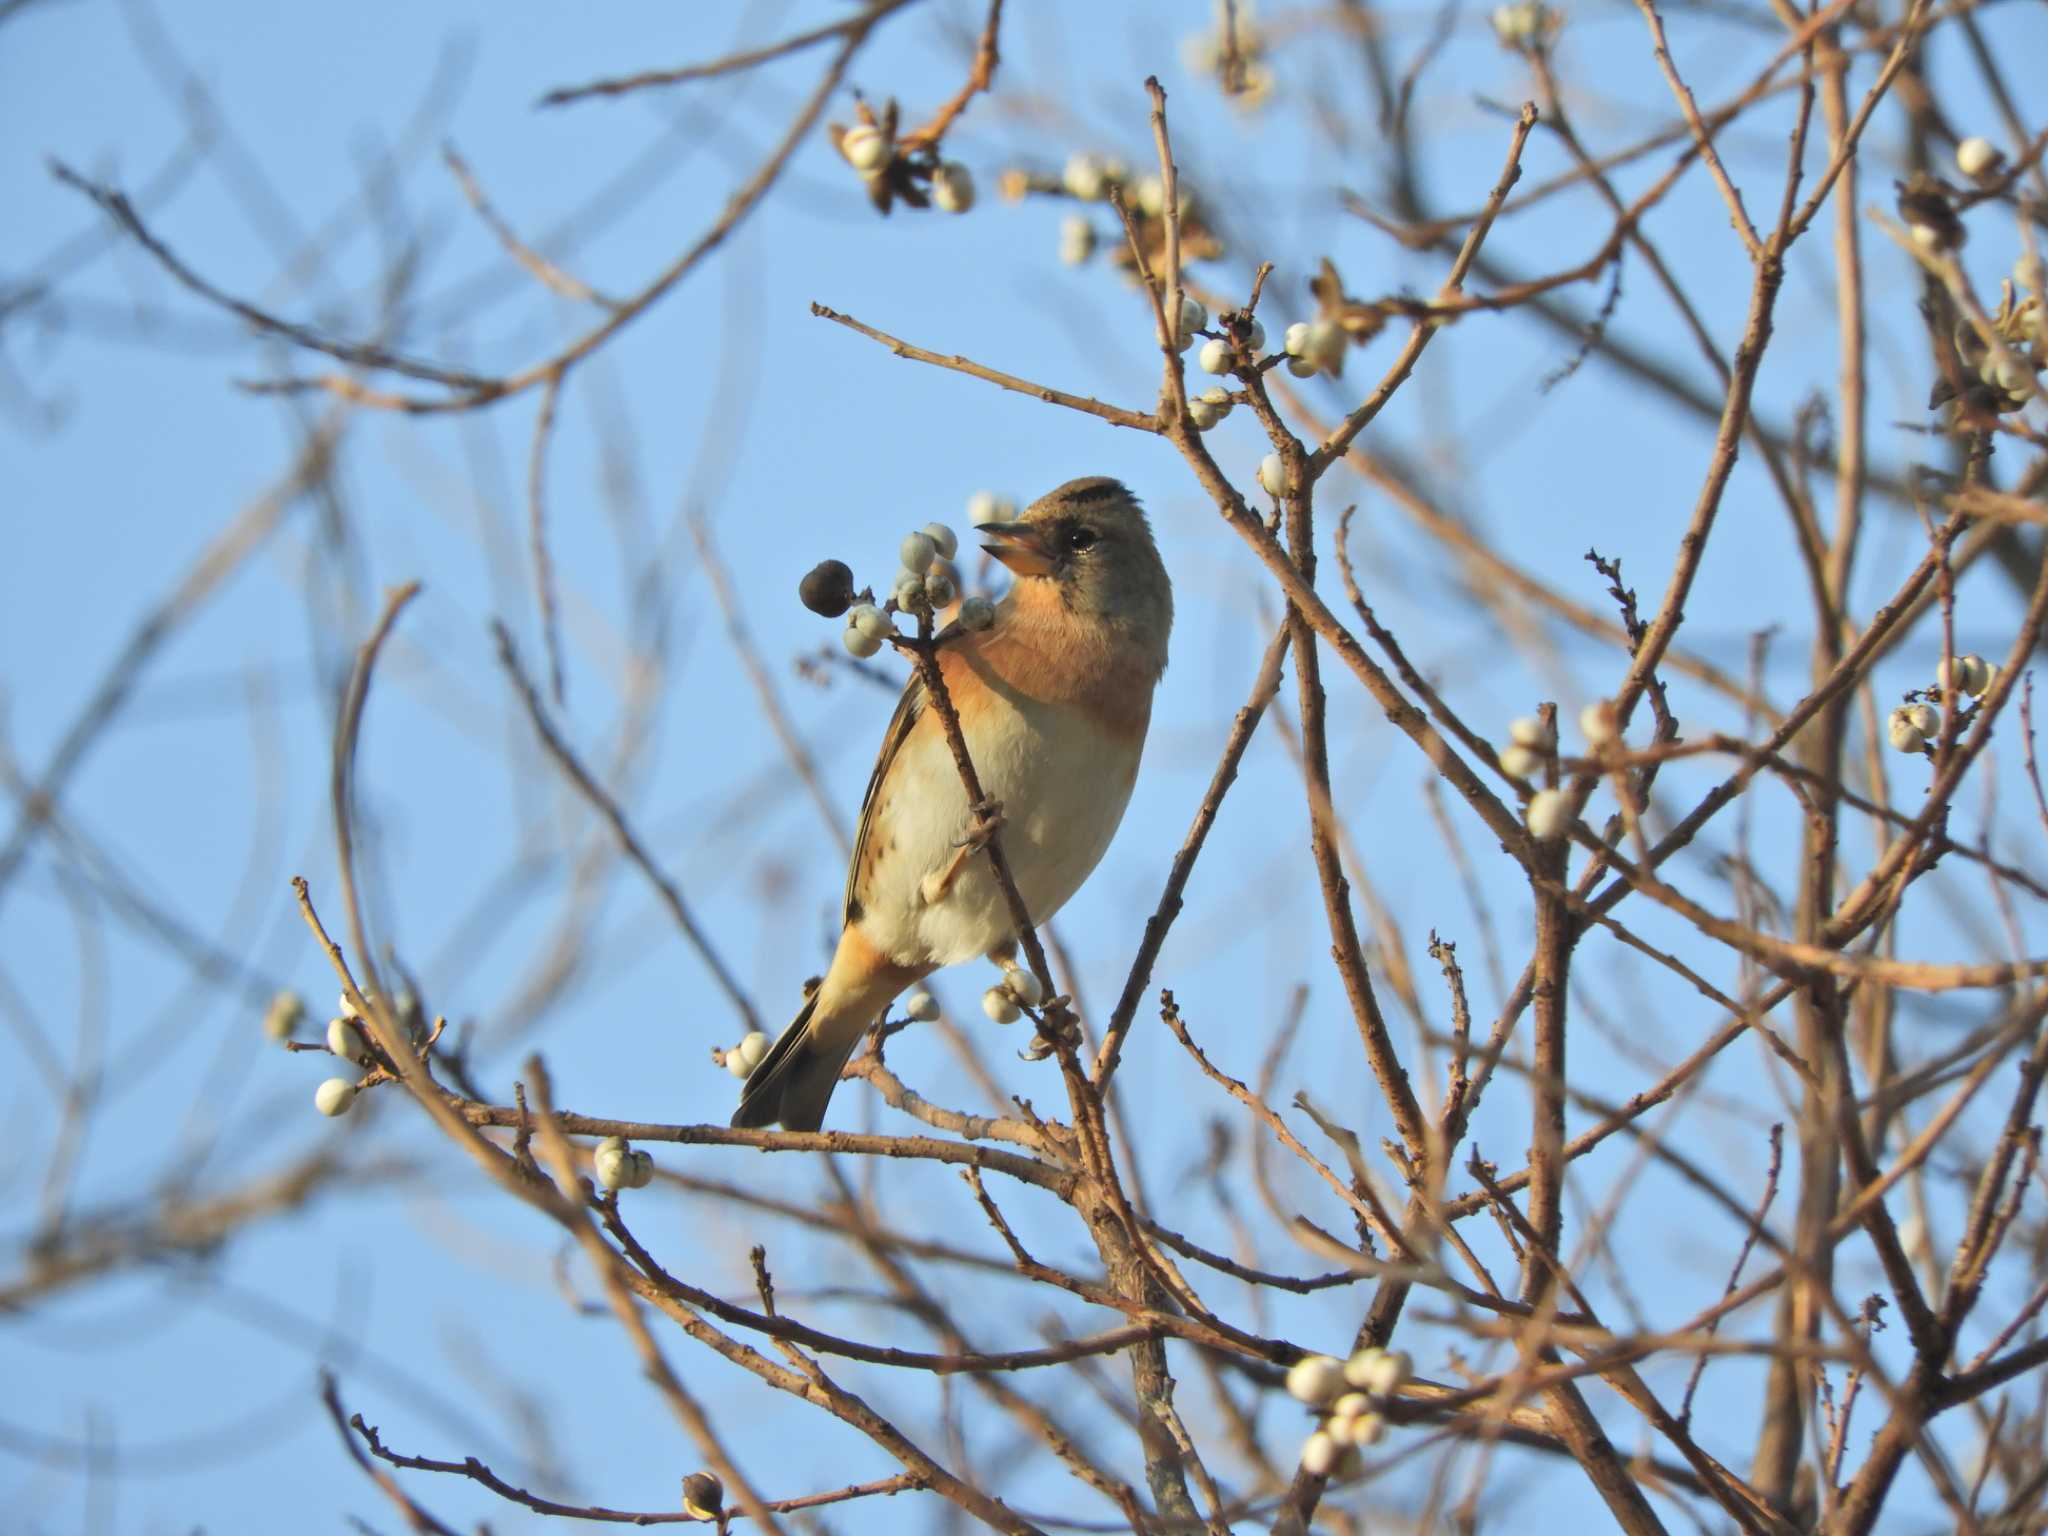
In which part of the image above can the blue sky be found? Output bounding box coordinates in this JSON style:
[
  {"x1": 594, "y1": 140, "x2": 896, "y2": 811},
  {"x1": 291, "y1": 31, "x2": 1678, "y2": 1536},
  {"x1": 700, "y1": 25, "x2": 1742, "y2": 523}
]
[{"x1": 6, "y1": 0, "x2": 2048, "y2": 1530}]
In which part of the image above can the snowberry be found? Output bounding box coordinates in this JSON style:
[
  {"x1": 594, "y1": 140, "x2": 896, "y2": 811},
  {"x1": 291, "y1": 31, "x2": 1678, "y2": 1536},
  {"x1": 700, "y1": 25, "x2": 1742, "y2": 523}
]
[
  {"x1": 893, "y1": 571, "x2": 927, "y2": 609},
  {"x1": 1906, "y1": 702, "x2": 1940, "y2": 736},
  {"x1": 1508, "y1": 715, "x2": 1553, "y2": 749},
  {"x1": 1058, "y1": 215, "x2": 1096, "y2": 266},
  {"x1": 841, "y1": 124, "x2": 889, "y2": 173},
  {"x1": 1526, "y1": 788, "x2": 1570, "y2": 841},
  {"x1": 1198, "y1": 338, "x2": 1233, "y2": 375},
  {"x1": 1342, "y1": 1411, "x2": 1385, "y2": 1447},
  {"x1": 1063, "y1": 153, "x2": 1107, "y2": 202},
  {"x1": 1284, "y1": 322, "x2": 1313, "y2": 358},
  {"x1": 1189, "y1": 396, "x2": 1223, "y2": 430},
  {"x1": 1258, "y1": 454, "x2": 1287, "y2": 497},
  {"x1": 932, "y1": 163, "x2": 975, "y2": 214},
  {"x1": 1886, "y1": 708, "x2": 1926, "y2": 753},
  {"x1": 1579, "y1": 700, "x2": 1617, "y2": 745},
  {"x1": 1355, "y1": 1348, "x2": 1411, "y2": 1395},
  {"x1": 737, "y1": 1031, "x2": 771, "y2": 1072},
  {"x1": 1498, "y1": 744, "x2": 1540, "y2": 779},
  {"x1": 1300, "y1": 1429, "x2": 1339, "y2": 1475},
  {"x1": 957, "y1": 596, "x2": 996, "y2": 632},
  {"x1": 843, "y1": 626, "x2": 883, "y2": 659},
  {"x1": 1285, "y1": 1354, "x2": 1345, "y2": 1405},
  {"x1": 981, "y1": 987, "x2": 1021, "y2": 1025},
  {"x1": 1244, "y1": 317, "x2": 1267, "y2": 352},
  {"x1": 314, "y1": 1078, "x2": 358, "y2": 1118},
  {"x1": 924, "y1": 568, "x2": 958, "y2": 607},
  {"x1": 922, "y1": 522, "x2": 959, "y2": 559},
  {"x1": 904, "y1": 990, "x2": 941, "y2": 1022},
  {"x1": 594, "y1": 1141, "x2": 632, "y2": 1191},
  {"x1": 848, "y1": 604, "x2": 891, "y2": 640},
  {"x1": 263, "y1": 991, "x2": 304, "y2": 1042},
  {"x1": 900, "y1": 532, "x2": 937, "y2": 573},
  {"x1": 1004, "y1": 967, "x2": 1046, "y2": 1006},
  {"x1": 327, "y1": 1017, "x2": 367, "y2": 1061},
  {"x1": 1306, "y1": 320, "x2": 1347, "y2": 373},
  {"x1": 1956, "y1": 136, "x2": 2003, "y2": 180}
]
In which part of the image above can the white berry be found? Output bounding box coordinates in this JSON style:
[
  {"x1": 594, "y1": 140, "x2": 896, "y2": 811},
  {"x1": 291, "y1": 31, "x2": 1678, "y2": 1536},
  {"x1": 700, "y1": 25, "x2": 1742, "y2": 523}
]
[
  {"x1": 1189, "y1": 396, "x2": 1223, "y2": 430},
  {"x1": 933, "y1": 163, "x2": 975, "y2": 214},
  {"x1": 924, "y1": 569, "x2": 958, "y2": 607},
  {"x1": 1498, "y1": 744, "x2": 1540, "y2": 779},
  {"x1": 1956, "y1": 136, "x2": 2002, "y2": 180},
  {"x1": 1508, "y1": 715, "x2": 1553, "y2": 749},
  {"x1": 1058, "y1": 215, "x2": 1096, "y2": 266},
  {"x1": 1284, "y1": 322, "x2": 1313, "y2": 358},
  {"x1": 1887, "y1": 709, "x2": 1927, "y2": 753},
  {"x1": 1906, "y1": 702, "x2": 1940, "y2": 736},
  {"x1": 849, "y1": 604, "x2": 891, "y2": 640},
  {"x1": 981, "y1": 986, "x2": 1021, "y2": 1025},
  {"x1": 957, "y1": 595, "x2": 996, "y2": 631},
  {"x1": 1198, "y1": 337, "x2": 1232, "y2": 375},
  {"x1": 843, "y1": 626, "x2": 883, "y2": 658},
  {"x1": 1285, "y1": 354, "x2": 1318, "y2": 377},
  {"x1": 314, "y1": 1078, "x2": 358, "y2": 1118},
  {"x1": 921, "y1": 522, "x2": 959, "y2": 559},
  {"x1": 1134, "y1": 175, "x2": 1166, "y2": 216},
  {"x1": 1245, "y1": 317, "x2": 1267, "y2": 352},
  {"x1": 1063, "y1": 152, "x2": 1107, "y2": 201},
  {"x1": 1285, "y1": 1354, "x2": 1345, "y2": 1405},
  {"x1": 1356, "y1": 1348, "x2": 1410, "y2": 1395},
  {"x1": 1342, "y1": 1411, "x2": 1385, "y2": 1447},
  {"x1": 1526, "y1": 788, "x2": 1570, "y2": 841},
  {"x1": 1258, "y1": 453, "x2": 1287, "y2": 497},
  {"x1": 901, "y1": 532, "x2": 937, "y2": 572},
  {"x1": 1004, "y1": 967, "x2": 1046, "y2": 1006},
  {"x1": 725, "y1": 1045, "x2": 754, "y2": 1078},
  {"x1": 737, "y1": 1031, "x2": 771, "y2": 1072},
  {"x1": 1343, "y1": 1346, "x2": 1385, "y2": 1387},
  {"x1": 1300, "y1": 1429, "x2": 1339, "y2": 1476},
  {"x1": 1331, "y1": 1392, "x2": 1372, "y2": 1422},
  {"x1": 841, "y1": 124, "x2": 889, "y2": 172},
  {"x1": 327, "y1": 1017, "x2": 367, "y2": 1061},
  {"x1": 1306, "y1": 320, "x2": 1347, "y2": 373},
  {"x1": 904, "y1": 989, "x2": 941, "y2": 1022},
  {"x1": 263, "y1": 991, "x2": 305, "y2": 1042},
  {"x1": 893, "y1": 571, "x2": 926, "y2": 609},
  {"x1": 627, "y1": 1149, "x2": 656, "y2": 1188},
  {"x1": 1579, "y1": 700, "x2": 1617, "y2": 745},
  {"x1": 595, "y1": 1142, "x2": 632, "y2": 1191}
]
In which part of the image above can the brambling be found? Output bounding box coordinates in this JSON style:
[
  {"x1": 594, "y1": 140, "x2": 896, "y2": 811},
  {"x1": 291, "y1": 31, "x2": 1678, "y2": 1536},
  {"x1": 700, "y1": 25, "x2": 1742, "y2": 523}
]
[{"x1": 734, "y1": 476, "x2": 1173, "y2": 1131}]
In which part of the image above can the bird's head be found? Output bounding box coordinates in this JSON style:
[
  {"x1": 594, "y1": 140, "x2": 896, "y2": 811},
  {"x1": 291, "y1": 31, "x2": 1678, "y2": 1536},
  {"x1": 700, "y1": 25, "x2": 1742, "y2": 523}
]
[{"x1": 977, "y1": 476, "x2": 1172, "y2": 668}]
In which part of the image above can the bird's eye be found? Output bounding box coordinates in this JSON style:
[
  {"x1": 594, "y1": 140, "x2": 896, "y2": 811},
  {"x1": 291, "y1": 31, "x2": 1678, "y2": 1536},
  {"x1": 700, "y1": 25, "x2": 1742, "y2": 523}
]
[{"x1": 1065, "y1": 526, "x2": 1099, "y2": 552}]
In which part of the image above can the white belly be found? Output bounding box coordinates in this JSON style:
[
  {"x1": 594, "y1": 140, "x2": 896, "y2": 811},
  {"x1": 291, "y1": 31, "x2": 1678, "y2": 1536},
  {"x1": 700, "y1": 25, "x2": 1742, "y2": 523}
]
[{"x1": 858, "y1": 694, "x2": 1143, "y2": 968}]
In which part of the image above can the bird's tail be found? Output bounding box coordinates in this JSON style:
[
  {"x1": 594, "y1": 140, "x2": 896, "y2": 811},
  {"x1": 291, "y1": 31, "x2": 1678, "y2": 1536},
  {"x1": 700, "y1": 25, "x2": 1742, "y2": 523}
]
[{"x1": 731, "y1": 990, "x2": 865, "y2": 1132}]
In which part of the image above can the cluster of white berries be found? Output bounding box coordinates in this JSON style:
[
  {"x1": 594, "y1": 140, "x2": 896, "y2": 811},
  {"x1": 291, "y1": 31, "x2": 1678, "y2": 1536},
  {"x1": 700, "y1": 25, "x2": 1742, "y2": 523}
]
[
  {"x1": 1287, "y1": 1346, "x2": 1412, "y2": 1475},
  {"x1": 1491, "y1": 0, "x2": 1558, "y2": 49},
  {"x1": 723, "y1": 1030, "x2": 771, "y2": 1079},
  {"x1": 1062, "y1": 151, "x2": 1128, "y2": 204},
  {"x1": 594, "y1": 1135, "x2": 655, "y2": 1192},
  {"x1": 1188, "y1": 387, "x2": 1234, "y2": 430},
  {"x1": 1956, "y1": 136, "x2": 2006, "y2": 183},
  {"x1": 836, "y1": 523, "x2": 988, "y2": 657},
  {"x1": 313, "y1": 991, "x2": 376, "y2": 1118},
  {"x1": 1888, "y1": 654, "x2": 1997, "y2": 753},
  {"x1": 1283, "y1": 320, "x2": 1347, "y2": 379},
  {"x1": 837, "y1": 121, "x2": 974, "y2": 215},
  {"x1": 981, "y1": 962, "x2": 1045, "y2": 1025},
  {"x1": 1521, "y1": 702, "x2": 1619, "y2": 842},
  {"x1": 1172, "y1": 295, "x2": 1209, "y2": 353},
  {"x1": 1497, "y1": 714, "x2": 1555, "y2": 780}
]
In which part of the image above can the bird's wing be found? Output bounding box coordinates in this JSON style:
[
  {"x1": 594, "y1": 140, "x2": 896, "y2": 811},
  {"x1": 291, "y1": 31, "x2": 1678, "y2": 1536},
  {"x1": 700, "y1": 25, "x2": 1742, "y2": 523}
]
[{"x1": 842, "y1": 669, "x2": 927, "y2": 926}]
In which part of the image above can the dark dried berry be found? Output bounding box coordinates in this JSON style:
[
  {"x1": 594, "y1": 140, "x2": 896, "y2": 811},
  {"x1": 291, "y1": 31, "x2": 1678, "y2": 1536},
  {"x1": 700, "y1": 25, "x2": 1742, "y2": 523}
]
[
  {"x1": 681, "y1": 1472, "x2": 724, "y2": 1518},
  {"x1": 799, "y1": 559, "x2": 856, "y2": 618}
]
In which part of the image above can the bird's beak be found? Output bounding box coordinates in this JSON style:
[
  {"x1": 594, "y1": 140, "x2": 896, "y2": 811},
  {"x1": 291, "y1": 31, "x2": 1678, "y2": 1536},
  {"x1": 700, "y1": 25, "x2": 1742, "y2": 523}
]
[{"x1": 977, "y1": 520, "x2": 1057, "y2": 578}]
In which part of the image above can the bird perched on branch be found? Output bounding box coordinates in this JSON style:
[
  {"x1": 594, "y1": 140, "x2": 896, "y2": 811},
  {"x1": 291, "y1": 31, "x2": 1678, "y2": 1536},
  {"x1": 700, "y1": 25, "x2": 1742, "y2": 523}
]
[{"x1": 734, "y1": 476, "x2": 1173, "y2": 1131}]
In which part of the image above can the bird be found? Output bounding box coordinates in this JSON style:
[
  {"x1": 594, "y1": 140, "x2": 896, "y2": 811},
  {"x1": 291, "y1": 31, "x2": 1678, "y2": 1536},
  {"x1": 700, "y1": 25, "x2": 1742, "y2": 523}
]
[{"x1": 734, "y1": 476, "x2": 1173, "y2": 1131}]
